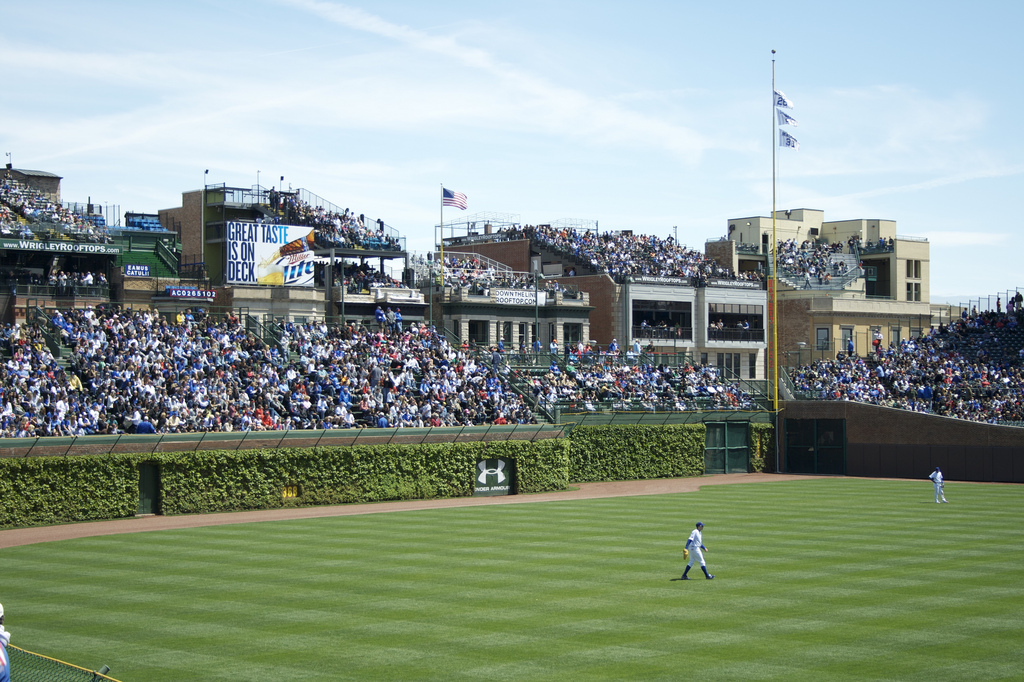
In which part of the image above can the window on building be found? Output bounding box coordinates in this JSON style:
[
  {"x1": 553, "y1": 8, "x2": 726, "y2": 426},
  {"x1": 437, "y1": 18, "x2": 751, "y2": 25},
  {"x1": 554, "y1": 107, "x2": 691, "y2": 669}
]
[
  {"x1": 632, "y1": 299, "x2": 693, "y2": 337},
  {"x1": 749, "y1": 352, "x2": 758, "y2": 379},
  {"x1": 467, "y1": 320, "x2": 489, "y2": 345},
  {"x1": 700, "y1": 352, "x2": 708, "y2": 365},
  {"x1": 562, "y1": 323, "x2": 582, "y2": 345},
  {"x1": 707, "y1": 302, "x2": 764, "y2": 337},
  {"x1": 717, "y1": 353, "x2": 741, "y2": 378},
  {"x1": 816, "y1": 327, "x2": 830, "y2": 350},
  {"x1": 906, "y1": 282, "x2": 921, "y2": 301},
  {"x1": 841, "y1": 327, "x2": 854, "y2": 347}
]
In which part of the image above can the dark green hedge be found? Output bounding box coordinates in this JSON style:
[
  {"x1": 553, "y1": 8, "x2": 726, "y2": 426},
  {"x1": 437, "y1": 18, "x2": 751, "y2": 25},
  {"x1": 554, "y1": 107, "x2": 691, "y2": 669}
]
[
  {"x1": 0, "y1": 455, "x2": 140, "y2": 528},
  {"x1": 0, "y1": 423, "x2": 775, "y2": 529},
  {"x1": 567, "y1": 424, "x2": 706, "y2": 482},
  {"x1": 0, "y1": 439, "x2": 572, "y2": 528},
  {"x1": 157, "y1": 439, "x2": 571, "y2": 516}
]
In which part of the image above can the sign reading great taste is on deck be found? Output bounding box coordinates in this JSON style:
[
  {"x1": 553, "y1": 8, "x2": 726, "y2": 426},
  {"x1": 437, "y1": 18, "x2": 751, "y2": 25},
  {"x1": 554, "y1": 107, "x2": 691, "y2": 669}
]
[{"x1": 225, "y1": 221, "x2": 315, "y2": 287}]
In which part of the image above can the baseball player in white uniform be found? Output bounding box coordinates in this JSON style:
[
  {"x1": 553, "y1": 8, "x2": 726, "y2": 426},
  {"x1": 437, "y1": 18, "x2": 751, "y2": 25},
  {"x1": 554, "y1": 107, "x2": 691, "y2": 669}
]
[
  {"x1": 681, "y1": 522, "x2": 714, "y2": 580},
  {"x1": 929, "y1": 467, "x2": 948, "y2": 503}
]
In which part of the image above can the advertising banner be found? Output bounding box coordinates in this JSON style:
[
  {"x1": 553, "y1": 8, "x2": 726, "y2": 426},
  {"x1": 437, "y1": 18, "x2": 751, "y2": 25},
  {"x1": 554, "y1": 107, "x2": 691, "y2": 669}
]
[
  {"x1": 629, "y1": 275, "x2": 691, "y2": 286},
  {"x1": 473, "y1": 458, "x2": 515, "y2": 496},
  {"x1": 225, "y1": 221, "x2": 315, "y2": 286},
  {"x1": 0, "y1": 240, "x2": 121, "y2": 255},
  {"x1": 708, "y1": 278, "x2": 763, "y2": 290},
  {"x1": 494, "y1": 289, "x2": 542, "y2": 305}
]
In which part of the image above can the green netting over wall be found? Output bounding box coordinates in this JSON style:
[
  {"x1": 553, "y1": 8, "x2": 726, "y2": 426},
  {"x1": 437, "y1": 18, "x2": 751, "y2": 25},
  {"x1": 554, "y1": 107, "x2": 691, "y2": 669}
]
[{"x1": 8, "y1": 646, "x2": 120, "y2": 682}]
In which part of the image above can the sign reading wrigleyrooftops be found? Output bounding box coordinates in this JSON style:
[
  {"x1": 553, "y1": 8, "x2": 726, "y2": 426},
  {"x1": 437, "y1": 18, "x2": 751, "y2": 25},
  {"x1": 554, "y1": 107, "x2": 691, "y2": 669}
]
[{"x1": 0, "y1": 240, "x2": 122, "y2": 255}]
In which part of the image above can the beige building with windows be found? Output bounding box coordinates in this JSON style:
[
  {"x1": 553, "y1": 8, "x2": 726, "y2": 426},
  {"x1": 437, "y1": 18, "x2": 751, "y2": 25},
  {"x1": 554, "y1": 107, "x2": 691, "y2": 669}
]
[{"x1": 706, "y1": 209, "x2": 942, "y2": 365}]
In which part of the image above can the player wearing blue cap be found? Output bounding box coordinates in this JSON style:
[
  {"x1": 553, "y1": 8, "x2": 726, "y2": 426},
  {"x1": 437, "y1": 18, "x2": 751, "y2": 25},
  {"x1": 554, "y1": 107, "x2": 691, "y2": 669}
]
[{"x1": 681, "y1": 522, "x2": 714, "y2": 580}]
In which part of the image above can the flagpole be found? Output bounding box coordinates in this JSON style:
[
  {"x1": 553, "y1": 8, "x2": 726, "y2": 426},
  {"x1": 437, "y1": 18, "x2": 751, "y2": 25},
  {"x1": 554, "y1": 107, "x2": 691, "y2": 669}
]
[
  {"x1": 771, "y1": 50, "x2": 781, "y2": 471},
  {"x1": 439, "y1": 184, "x2": 445, "y2": 289}
]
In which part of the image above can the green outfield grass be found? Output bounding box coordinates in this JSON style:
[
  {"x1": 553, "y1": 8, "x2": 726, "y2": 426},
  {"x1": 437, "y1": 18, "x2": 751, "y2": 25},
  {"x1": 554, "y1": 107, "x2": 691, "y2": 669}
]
[{"x1": 2, "y1": 478, "x2": 1023, "y2": 681}]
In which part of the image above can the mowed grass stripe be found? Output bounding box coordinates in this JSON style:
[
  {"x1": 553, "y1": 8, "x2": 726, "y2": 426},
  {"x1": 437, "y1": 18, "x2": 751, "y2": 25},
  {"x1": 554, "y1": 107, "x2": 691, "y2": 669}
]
[{"x1": 2, "y1": 478, "x2": 1022, "y2": 681}]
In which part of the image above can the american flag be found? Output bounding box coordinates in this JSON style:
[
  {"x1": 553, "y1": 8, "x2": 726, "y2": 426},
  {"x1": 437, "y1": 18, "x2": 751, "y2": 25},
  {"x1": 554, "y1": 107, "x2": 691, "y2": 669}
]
[{"x1": 442, "y1": 187, "x2": 468, "y2": 210}]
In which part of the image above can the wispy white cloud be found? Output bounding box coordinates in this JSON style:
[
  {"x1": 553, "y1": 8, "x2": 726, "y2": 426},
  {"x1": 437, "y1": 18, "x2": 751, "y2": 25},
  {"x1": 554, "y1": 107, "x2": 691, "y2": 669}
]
[
  {"x1": 278, "y1": 0, "x2": 712, "y2": 160},
  {"x1": 792, "y1": 164, "x2": 1024, "y2": 205}
]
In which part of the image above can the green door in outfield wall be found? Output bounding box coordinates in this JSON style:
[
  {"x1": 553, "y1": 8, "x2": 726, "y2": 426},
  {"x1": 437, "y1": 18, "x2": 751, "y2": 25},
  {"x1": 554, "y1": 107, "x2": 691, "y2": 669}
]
[
  {"x1": 138, "y1": 463, "x2": 159, "y2": 515},
  {"x1": 705, "y1": 422, "x2": 749, "y2": 474},
  {"x1": 784, "y1": 418, "x2": 846, "y2": 474}
]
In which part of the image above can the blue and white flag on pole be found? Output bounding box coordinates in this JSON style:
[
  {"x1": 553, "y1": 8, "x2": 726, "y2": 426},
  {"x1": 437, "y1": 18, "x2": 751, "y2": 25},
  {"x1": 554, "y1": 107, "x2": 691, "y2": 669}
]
[
  {"x1": 779, "y1": 130, "x2": 800, "y2": 150},
  {"x1": 776, "y1": 109, "x2": 798, "y2": 127},
  {"x1": 774, "y1": 89, "x2": 794, "y2": 109}
]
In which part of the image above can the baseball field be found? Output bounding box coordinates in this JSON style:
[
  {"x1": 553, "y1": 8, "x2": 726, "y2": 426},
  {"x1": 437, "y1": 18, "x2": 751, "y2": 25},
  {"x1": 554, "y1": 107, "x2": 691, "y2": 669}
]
[{"x1": 2, "y1": 476, "x2": 1023, "y2": 681}]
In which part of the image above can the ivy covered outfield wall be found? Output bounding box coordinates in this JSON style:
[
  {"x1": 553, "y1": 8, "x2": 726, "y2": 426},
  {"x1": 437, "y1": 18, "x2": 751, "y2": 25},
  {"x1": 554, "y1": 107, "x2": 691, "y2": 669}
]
[
  {"x1": 0, "y1": 424, "x2": 771, "y2": 529},
  {"x1": 566, "y1": 424, "x2": 707, "y2": 482}
]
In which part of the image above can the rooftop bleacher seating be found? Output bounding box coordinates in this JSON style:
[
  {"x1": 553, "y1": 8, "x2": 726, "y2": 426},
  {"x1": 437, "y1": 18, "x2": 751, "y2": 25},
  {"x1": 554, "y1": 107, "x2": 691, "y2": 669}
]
[{"x1": 789, "y1": 307, "x2": 1024, "y2": 424}]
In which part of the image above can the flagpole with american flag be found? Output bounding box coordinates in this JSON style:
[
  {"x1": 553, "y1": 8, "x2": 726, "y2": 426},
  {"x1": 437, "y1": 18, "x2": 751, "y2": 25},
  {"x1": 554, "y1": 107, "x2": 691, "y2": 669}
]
[
  {"x1": 439, "y1": 184, "x2": 444, "y2": 289},
  {"x1": 440, "y1": 186, "x2": 468, "y2": 288}
]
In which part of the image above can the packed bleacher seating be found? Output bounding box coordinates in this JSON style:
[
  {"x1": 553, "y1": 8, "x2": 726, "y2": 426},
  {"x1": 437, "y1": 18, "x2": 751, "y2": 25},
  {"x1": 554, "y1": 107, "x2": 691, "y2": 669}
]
[
  {"x1": 514, "y1": 342, "x2": 758, "y2": 413},
  {"x1": 789, "y1": 307, "x2": 1024, "y2": 423},
  {"x1": 502, "y1": 224, "x2": 761, "y2": 284},
  {"x1": 0, "y1": 307, "x2": 536, "y2": 437},
  {"x1": 439, "y1": 253, "x2": 574, "y2": 296},
  {"x1": 0, "y1": 176, "x2": 110, "y2": 242},
  {"x1": 775, "y1": 238, "x2": 852, "y2": 286},
  {"x1": 327, "y1": 262, "x2": 407, "y2": 292},
  {"x1": 267, "y1": 189, "x2": 401, "y2": 252}
]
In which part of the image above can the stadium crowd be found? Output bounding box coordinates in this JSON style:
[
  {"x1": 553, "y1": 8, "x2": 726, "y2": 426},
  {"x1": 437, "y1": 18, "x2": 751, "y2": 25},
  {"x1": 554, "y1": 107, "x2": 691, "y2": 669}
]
[
  {"x1": 266, "y1": 189, "x2": 401, "y2": 252},
  {"x1": 775, "y1": 238, "x2": 852, "y2": 286},
  {"x1": 0, "y1": 307, "x2": 537, "y2": 437},
  {"x1": 502, "y1": 224, "x2": 760, "y2": 283},
  {"x1": 522, "y1": 342, "x2": 758, "y2": 413},
  {"x1": 326, "y1": 262, "x2": 406, "y2": 292},
  {"x1": 0, "y1": 175, "x2": 109, "y2": 242},
  {"x1": 789, "y1": 307, "x2": 1024, "y2": 423},
  {"x1": 438, "y1": 254, "x2": 573, "y2": 296}
]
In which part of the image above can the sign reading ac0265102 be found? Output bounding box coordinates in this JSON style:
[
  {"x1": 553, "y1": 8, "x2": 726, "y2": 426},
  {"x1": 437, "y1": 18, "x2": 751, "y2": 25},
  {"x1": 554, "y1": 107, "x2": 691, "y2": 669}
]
[{"x1": 473, "y1": 458, "x2": 516, "y2": 497}]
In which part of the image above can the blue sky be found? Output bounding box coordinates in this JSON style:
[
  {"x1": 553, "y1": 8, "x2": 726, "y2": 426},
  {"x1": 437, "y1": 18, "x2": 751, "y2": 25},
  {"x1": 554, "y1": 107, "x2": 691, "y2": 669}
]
[{"x1": 3, "y1": 0, "x2": 1021, "y2": 302}]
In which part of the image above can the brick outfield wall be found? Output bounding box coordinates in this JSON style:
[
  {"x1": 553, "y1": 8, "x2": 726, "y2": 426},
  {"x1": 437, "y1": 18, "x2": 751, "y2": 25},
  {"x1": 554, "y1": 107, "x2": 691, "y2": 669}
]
[{"x1": 782, "y1": 400, "x2": 1024, "y2": 482}]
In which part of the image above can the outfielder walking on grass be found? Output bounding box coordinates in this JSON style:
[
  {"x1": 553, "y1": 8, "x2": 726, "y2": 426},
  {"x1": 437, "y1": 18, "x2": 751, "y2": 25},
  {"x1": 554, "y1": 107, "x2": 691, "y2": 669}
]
[
  {"x1": 929, "y1": 467, "x2": 948, "y2": 503},
  {"x1": 682, "y1": 522, "x2": 714, "y2": 580}
]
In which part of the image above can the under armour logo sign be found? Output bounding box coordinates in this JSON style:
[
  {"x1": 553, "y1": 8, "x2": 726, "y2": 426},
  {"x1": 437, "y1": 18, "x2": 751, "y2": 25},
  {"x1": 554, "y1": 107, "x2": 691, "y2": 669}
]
[{"x1": 478, "y1": 459, "x2": 506, "y2": 484}]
